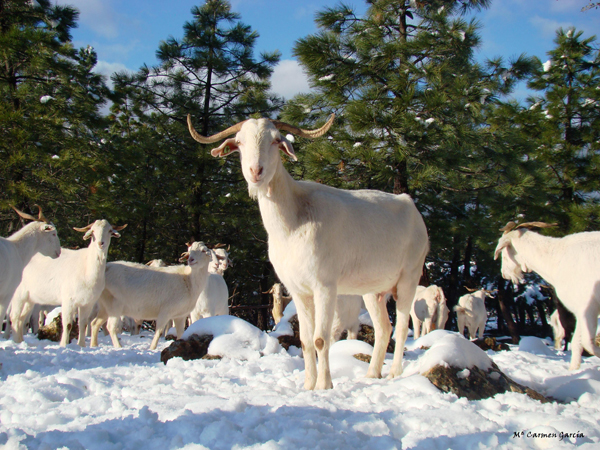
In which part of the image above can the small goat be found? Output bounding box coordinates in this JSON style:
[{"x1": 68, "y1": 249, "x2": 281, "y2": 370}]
[
  {"x1": 454, "y1": 288, "x2": 491, "y2": 340},
  {"x1": 90, "y1": 241, "x2": 212, "y2": 350},
  {"x1": 189, "y1": 246, "x2": 231, "y2": 323},
  {"x1": 189, "y1": 114, "x2": 429, "y2": 389},
  {"x1": 10, "y1": 220, "x2": 126, "y2": 346},
  {"x1": 410, "y1": 285, "x2": 449, "y2": 340},
  {"x1": 495, "y1": 221, "x2": 600, "y2": 369},
  {"x1": 0, "y1": 206, "x2": 61, "y2": 335}
]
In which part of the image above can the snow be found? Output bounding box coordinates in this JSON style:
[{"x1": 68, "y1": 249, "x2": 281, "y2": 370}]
[{"x1": 1, "y1": 321, "x2": 600, "y2": 449}]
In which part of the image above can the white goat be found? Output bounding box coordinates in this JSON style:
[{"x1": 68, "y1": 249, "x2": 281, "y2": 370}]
[
  {"x1": 10, "y1": 220, "x2": 126, "y2": 347},
  {"x1": 454, "y1": 288, "x2": 490, "y2": 340},
  {"x1": 550, "y1": 310, "x2": 565, "y2": 350},
  {"x1": 90, "y1": 241, "x2": 212, "y2": 350},
  {"x1": 188, "y1": 114, "x2": 429, "y2": 390},
  {"x1": 188, "y1": 247, "x2": 231, "y2": 323},
  {"x1": 410, "y1": 285, "x2": 449, "y2": 339},
  {"x1": 495, "y1": 221, "x2": 600, "y2": 370},
  {"x1": 0, "y1": 206, "x2": 61, "y2": 335}
]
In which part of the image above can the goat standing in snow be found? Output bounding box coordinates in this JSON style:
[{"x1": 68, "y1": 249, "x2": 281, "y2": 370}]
[
  {"x1": 90, "y1": 241, "x2": 212, "y2": 350},
  {"x1": 188, "y1": 114, "x2": 429, "y2": 389},
  {"x1": 454, "y1": 288, "x2": 490, "y2": 340},
  {"x1": 0, "y1": 206, "x2": 61, "y2": 336},
  {"x1": 410, "y1": 285, "x2": 448, "y2": 339},
  {"x1": 10, "y1": 220, "x2": 126, "y2": 347},
  {"x1": 495, "y1": 221, "x2": 600, "y2": 370}
]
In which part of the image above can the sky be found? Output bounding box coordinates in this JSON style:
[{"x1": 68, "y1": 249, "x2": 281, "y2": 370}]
[{"x1": 54, "y1": 0, "x2": 600, "y2": 101}]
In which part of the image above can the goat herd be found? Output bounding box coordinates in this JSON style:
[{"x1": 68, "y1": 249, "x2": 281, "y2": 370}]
[{"x1": 1, "y1": 114, "x2": 599, "y2": 391}]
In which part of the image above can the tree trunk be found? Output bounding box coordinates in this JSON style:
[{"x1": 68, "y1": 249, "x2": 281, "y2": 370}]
[{"x1": 497, "y1": 279, "x2": 520, "y2": 344}]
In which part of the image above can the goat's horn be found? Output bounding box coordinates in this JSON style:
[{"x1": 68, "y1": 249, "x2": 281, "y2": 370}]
[
  {"x1": 213, "y1": 243, "x2": 226, "y2": 249},
  {"x1": 33, "y1": 204, "x2": 49, "y2": 223},
  {"x1": 73, "y1": 223, "x2": 94, "y2": 232},
  {"x1": 112, "y1": 224, "x2": 128, "y2": 231},
  {"x1": 515, "y1": 221, "x2": 558, "y2": 230},
  {"x1": 11, "y1": 205, "x2": 38, "y2": 222},
  {"x1": 464, "y1": 286, "x2": 478, "y2": 292},
  {"x1": 500, "y1": 221, "x2": 517, "y2": 234},
  {"x1": 271, "y1": 114, "x2": 335, "y2": 139},
  {"x1": 187, "y1": 115, "x2": 247, "y2": 144}
]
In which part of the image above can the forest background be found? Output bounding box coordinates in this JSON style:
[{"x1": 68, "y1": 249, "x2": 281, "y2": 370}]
[{"x1": 1, "y1": 0, "x2": 599, "y2": 343}]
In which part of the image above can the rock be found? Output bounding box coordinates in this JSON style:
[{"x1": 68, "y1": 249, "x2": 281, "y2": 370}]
[
  {"x1": 472, "y1": 337, "x2": 511, "y2": 352},
  {"x1": 353, "y1": 353, "x2": 372, "y2": 363},
  {"x1": 423, "y1": 362, "x2": 552, "y2": 403},
  {"x1": 160, "y1": 334, "x2": 214, "y2": 365},
  {"x1": 358, "y1": 324, "x2": 396, "y2": 353},
  {"x1": 37, "y1": 314, "x2": 79, "y2": 343}
]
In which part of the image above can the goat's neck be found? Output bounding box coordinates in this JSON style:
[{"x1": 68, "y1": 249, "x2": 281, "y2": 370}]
[
  {"x1": 8, "y1": 224, "x2": 41, "y2": 266},
  {"x1": 188, "y1": 266, "x2": 209, "y2": 297},
  {"x1": 82, "y1": 244, "x2": 109, "y2": 285},
  {"x1": 514, "y1": 232, "x2": 560, "y2": 283},
  {"x1": 256, "y1": 162, "x2": 304, "y2": 240}
]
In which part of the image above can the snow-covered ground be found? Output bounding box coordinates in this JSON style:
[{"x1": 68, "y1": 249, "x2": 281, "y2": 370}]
[{"x1": 1, "y1": 316, "x2": 599, "y2": 450}]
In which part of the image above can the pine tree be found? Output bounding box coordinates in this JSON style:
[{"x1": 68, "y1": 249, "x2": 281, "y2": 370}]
[
  {"x1": 527, "y1": 27, "x2": 600, "y2": 232},
  {"x1": 0, "y1": 0, "x2": 110, "y2": 244},
  {"x1": 285, "y1": 0, "x2": 536, "y2": 310},
  {"x1": 107, "y1": 0, "x2": 283, "y2": 323}
]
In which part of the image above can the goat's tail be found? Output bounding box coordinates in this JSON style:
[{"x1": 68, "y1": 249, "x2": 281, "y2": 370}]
[{"x1": 453, "y1": 306, "x2": 473, "y2": 318}]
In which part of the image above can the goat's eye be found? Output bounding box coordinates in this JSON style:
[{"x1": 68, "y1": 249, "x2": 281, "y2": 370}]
[{"x1": 272, "y1": 139, "x2": 281, "y2": 145}]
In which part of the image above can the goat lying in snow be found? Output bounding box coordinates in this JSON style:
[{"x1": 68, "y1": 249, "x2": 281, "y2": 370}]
[
  {"x1": 10, "y1": 220, "x2": 126, "y2": 347},
  {"x1": 270, "y1": 283, "x2": 363, "y2": 341},
  {"x1": 189, "y1": 114, "x2": 429, "y2": 389},
  {"x1": 454, "y1": 288, "x2": 490, "y2": 340},
  {"x1": 410, "y1": 285, "x2": 449, "y2": 340},
  {"x1": 494, "y1": 221, "x2": 600, "y2": 370},
  {"x1": 0, "y1": 206, "x2": 61, "y2": 335},
  {"x1": 90, "y1": 241, "x2": 212, "y2": 350}
]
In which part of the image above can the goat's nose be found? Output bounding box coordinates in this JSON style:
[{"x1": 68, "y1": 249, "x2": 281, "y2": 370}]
[{"x1": 249, "y1": 165, "x2": 263, "y2": 181}]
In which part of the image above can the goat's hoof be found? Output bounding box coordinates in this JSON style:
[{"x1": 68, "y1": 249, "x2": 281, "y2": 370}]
[{"x1": 365, "y1": 370, "x2": 382, "y2": 379}]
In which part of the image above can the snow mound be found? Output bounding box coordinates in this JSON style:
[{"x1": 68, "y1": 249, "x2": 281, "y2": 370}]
[
  {"x1": 269, "y1": 301, "x2": 297, "y2": 339},
  {"x1": 518, "y1": 336, "x2": 555, "y2": 356},
  {"x1": 329, "y1": 339, "x2": 373, "y2": 380},
  {"x1": 406, "y1": 331, "x2": 493, "y2": 375},
  {"x1": 548, "y1": 378, "x2": 600, "y2": 403},
  {"x1": 183, "y1": 315, "x2": 280, "y2": 360}
]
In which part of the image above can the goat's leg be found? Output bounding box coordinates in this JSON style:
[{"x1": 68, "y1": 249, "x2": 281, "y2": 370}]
[
  {"x1": 569, "y1": 324, "x2": 583, "y2": 370},
  {"x1": 151, "y1": 315, "x2": 170, "y2": 350},
  {"x1": 363, "y1": 293, "x2": 392, "y2": 379},
  {"x1": 389, "y1": 278, "x2": 419, "y2": 379},
  {"x1": 578, "y1": 306, "x2": 600, "y2": 361},
  {"x1": 411, "y1": 313, "x2": 421, "y2": 340},
  {"x1": 106, "y1": 316, "x2": 122, "y2": 348},
  {"x1": 294, "y1": 293, "x2": 317, "y2": 390},
  {"x1": 10, "y1": 297, "x2": 33, "y2": 343},
  {"x1": 90, "y1": 303, "x2": 110, "y2": 347},
  {"x1": 313, "y1": 285, "x2": 337, "y2": 390},
  {"x1": 174, "y1": 317, "x2": 186, "y2": 339},
  {"x1": 478, "y1": 319, "x2": 486, "y2": 339},
  {"x1": 60, "y1": 301, "x2": 76, "y2": 347},
  {"x1": 77, "y1": 305, "x2": 93, "y2": 347}
]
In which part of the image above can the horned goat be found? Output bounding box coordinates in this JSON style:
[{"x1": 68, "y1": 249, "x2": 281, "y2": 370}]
[
  {"x1": 454, "y1": 288, "x2": 491, "y2": 340},
  {"x1": 188, "y1": 113, "x2": 429, "y2": 390},
  {"x1": 90, "y1": 241, "x2": 212, "y2": 350},
  {"x1": 0, "y1": 206, "x2": 61, "y2": 335},
  {"x1": 494, "y1": 221, "x2": 600, "y2": 370},
  {"x1": 10, "y1": 220, "x2": 126, "y2": 347},
  {"x1": 410, "y1": 285, "x2": 449, "y2": 340}
]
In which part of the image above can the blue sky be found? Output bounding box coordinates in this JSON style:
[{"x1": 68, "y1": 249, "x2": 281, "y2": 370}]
[{"x1": 55, "y1": 0, "x2": 599, "y2": 101}]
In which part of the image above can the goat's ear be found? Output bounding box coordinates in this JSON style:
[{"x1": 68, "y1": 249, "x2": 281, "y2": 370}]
[
  {"x1": 111, "y1": 230, "x2": 122, "y2": 238},
  {"x1": 278, "y1": 136, "x2": 297, "y2": 161},
  {"x1": 494, "y1": 238, "x2": 509, "y2": 260},
  {"x1": 82, "y1": 230, "x2": 93, "y2": 241},
  {"x1": 211, "y1": 138, "x2": 239, "y2": 158},
  {"x1": 42, "y1": 224, "x2": 55, "y2": 232}
]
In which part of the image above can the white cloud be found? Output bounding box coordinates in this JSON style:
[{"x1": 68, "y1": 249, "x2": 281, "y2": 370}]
[
  {"x1": 270, "y1": 59, "x2": 311, "y2": 100},
  {"x1": 529, "y1": 15, "x2": 567, "y2": 38},
  {"x1": 57, "y1": 0, "x2": 120, "y2": 39},
  {"x1": 93, "y1": 61, "x2": 134, "y2": 88}
]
